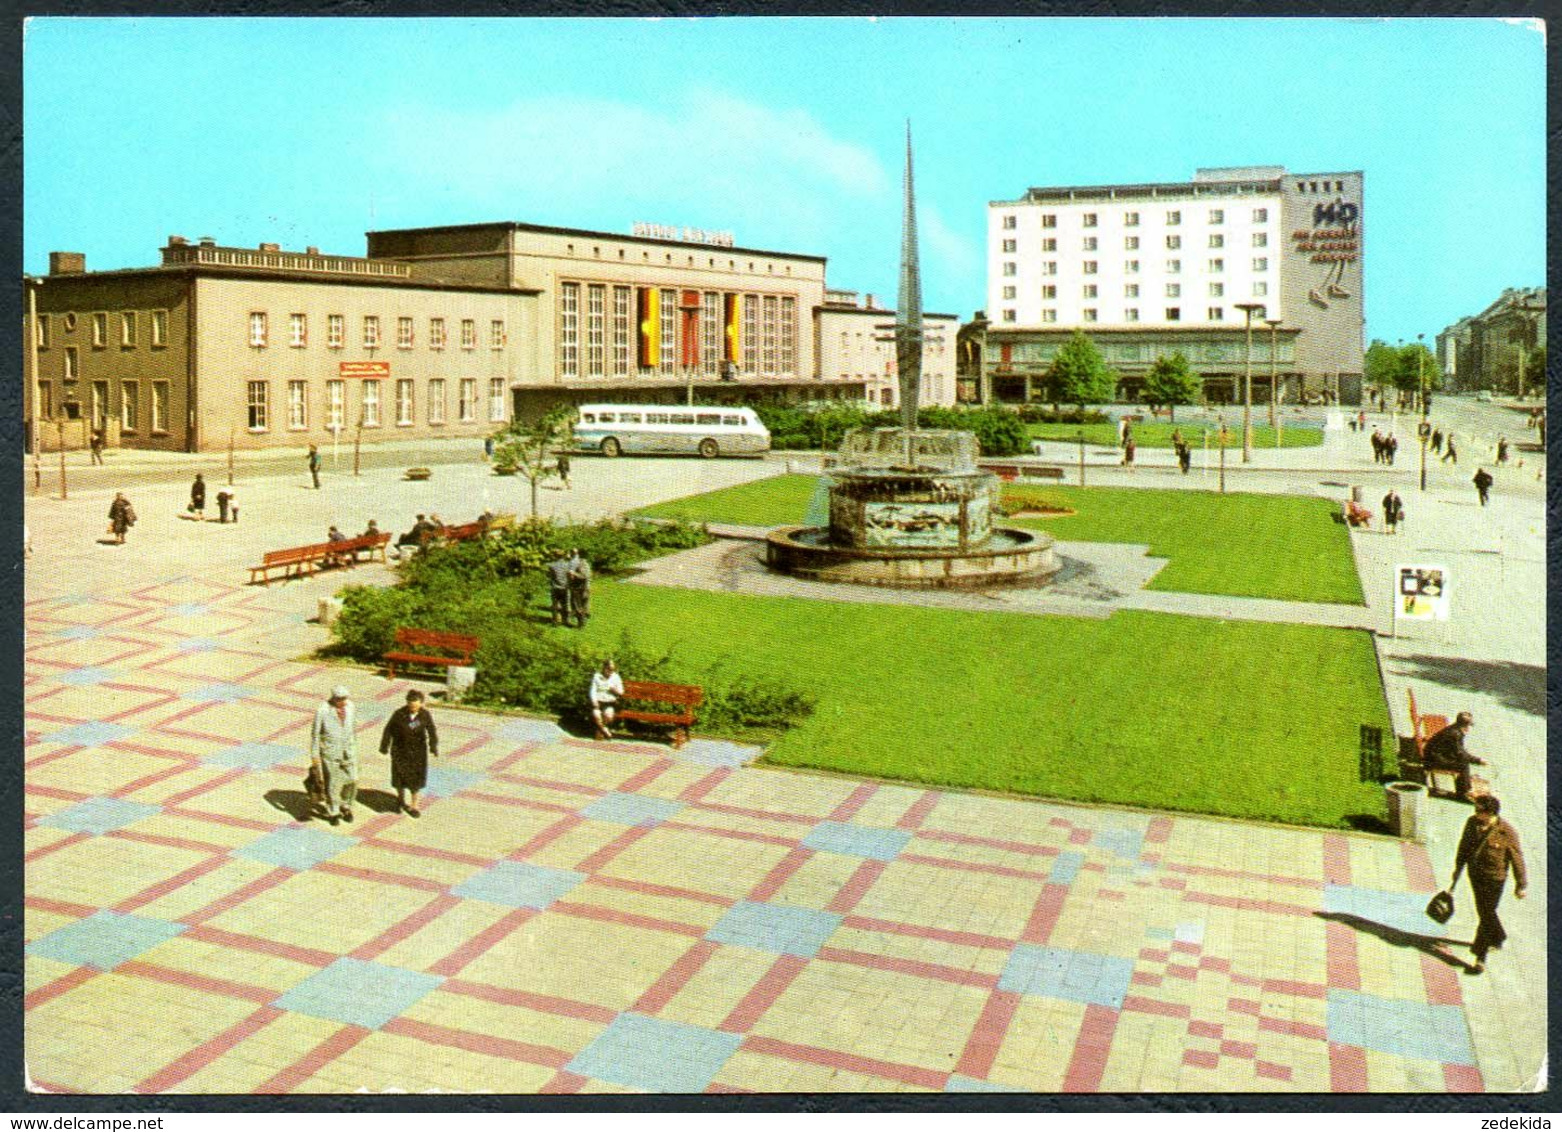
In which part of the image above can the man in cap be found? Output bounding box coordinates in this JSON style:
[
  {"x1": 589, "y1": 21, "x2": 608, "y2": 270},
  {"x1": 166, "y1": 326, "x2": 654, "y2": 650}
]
[{"x1": 310, "y1": 685, "x2": 359, "y2": 825}]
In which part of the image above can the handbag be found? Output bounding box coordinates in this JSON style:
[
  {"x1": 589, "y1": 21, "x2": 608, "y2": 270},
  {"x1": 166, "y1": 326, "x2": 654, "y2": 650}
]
[
  {"x1": 1425, "y1": 890, "x2": 1454, "y2": 924},
  {"x1": 303, "y1": 763, "x2": 326, "y2": 808}
]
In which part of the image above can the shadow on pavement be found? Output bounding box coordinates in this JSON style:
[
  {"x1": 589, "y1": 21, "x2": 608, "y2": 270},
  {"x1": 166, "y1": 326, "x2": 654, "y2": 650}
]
[
  {"x1": 1388, "y1": 655, "x2": 1546, "y2": 718},
  {"x1": 1314, "y1": 911, "x2": 1475, "y2": 972}
]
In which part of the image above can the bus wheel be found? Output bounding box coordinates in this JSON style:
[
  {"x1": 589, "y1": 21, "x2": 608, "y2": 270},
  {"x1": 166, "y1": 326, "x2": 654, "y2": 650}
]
[
  {"x1": 698, "y1": 438, "x2": 719, "y2": 459},
  {"x1": 601, "y1": 437, "x2": 621, "y2": 458}
]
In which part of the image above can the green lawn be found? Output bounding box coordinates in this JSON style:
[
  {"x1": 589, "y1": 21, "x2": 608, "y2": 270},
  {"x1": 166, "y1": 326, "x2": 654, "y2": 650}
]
[
  {"x1": 1028, "y1": 421, "x2": 1321, "y2": 448},
  {"x1": 578, "y1": 581, "x2": 1390, "y2": 829},
  {"x1": 637, "y1": 476, "x2": 1364, "y2": 605}
]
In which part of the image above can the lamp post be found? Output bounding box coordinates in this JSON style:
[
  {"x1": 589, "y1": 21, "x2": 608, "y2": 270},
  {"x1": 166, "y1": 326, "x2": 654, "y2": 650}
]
[
  {"x1": 1265, "y1": 318, "x2": 1282, "y2": 447},
  {"x1": 1235, "y1": 303, "x2": 1264, "y2": 463},
  {"x1": 1418, "y1": 333, "x2": 1428, "y2": 493}
]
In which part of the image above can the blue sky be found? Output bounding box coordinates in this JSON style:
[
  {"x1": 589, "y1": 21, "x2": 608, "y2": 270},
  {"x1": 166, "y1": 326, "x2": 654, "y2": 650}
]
[{"x1": 23, "y1": 16, "x2": 1545, "y2": 344}]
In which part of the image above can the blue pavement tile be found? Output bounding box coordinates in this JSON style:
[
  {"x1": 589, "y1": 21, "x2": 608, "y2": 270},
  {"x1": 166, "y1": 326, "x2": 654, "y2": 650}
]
[
  {"x1": 174, "y1": 637, "x2": 223, "y2": 653},
  {"x1": 453, "y1": 861, "x2": 584, "y2": 909},
  {"x1": 58, "y1": 667, "x2": 114, "y2": 687},
  {"x1": 999, "y1": 944, "x2": 1135, "y2": 1009},
  {"x1": 803, "y1": 821, "x2": 911, "y2": 862},
  {"x1": 274, "y1": 957, "x2": 442, "y2": 1031},
  {"x1": 56, "y1": 626, "x2": 100, "y2": 640},
  {"x1": 1049, "y1": 851, "x2": 1084, "y2": 885},
  {"x1": 45, "y1": 721, "x2": 134, "y2": 749},
  {"x1": 1145, "y1": 926, "x2": 1175, "y2": 941},
  {"x1": 706, "y1": 901, "x2": 842, "y2": 958},
  {"x1": 207, "y1": 742, "x2": 298, "y2": 769},
  {"x1": 28, "y1": 911, "x2": 186, "y2": 970},
  {"x1": 583, "y1": 792, "x2": 684, "y2": 827},
  {"x1": 674, "y1": 739, "x2": 761, "y2": 768},
  {"x1": 169, "y1": 602, "x2": 211, "y2": 617},
  {"x1": 495, "y1": 718, "x2": 567, "y2": 743},
  {"x1": 1327, "y1": 989, "x2": 1475, "y2": 1066},
  {"x1": 235, "y1": 826, "x2": 353, "y2": 871},
  {"x1": 422, "y1": 765, "x2": 482, "y2": 799},
  {"x1": 945, "y1": 1074, "x2": 1011, "y2": 1092},
  {"x1": 1093, "y1": 826, "x2": 1144, "y2": 860},
  {"x1": 1173, "y1": 920, "x2": 1206, "y2": 946},
  {"x1": 40, "y1": 796, "x2": 160, "y2": 835},
  {"x1": 567, "y1": 1013, "x2": 741, "y2": 1093},
  {"x1": 183, "y1": 683, "x2": 251, "y2": 703},
  {"x1": 1323, "y1": 885, "x2": 1445, "y2": 938}
]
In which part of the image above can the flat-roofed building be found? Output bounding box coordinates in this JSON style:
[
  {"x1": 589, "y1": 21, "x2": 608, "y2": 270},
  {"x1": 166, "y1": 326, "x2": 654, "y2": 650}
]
[{"x1": 814, "y1": 290, "x2": 958, "y2": 409}]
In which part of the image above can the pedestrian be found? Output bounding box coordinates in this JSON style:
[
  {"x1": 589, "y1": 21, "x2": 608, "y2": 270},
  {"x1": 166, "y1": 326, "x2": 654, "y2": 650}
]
[
  {"x1": 1370, "y1": 429, "x2": 1384, "y2": 463},
  {"x1": 1356, "y1": 410, "x2": 1367, "y2": 432},
  {"x1": 89, "y1": 428, "x2": 105, "y2": 465},
  {"x1": 1177, "y1": 441, "x2": 1192, "y2": 475},
  {"x1": 309, "y1": 685, "x2": 358, "y2": 825},
  {"x1": 1431, "y1": 428, "x2": 1443, "y2": 454},
  {"x1": 567, "y1": 548, "x2": 592, "y2": 628},
  {"x1": 589, "y1": 659, "x2": 624, "y2": 740},
  {"x1": 1449, "y1": 794, "x2": 1526, "y2": 976},
  {"x1": 547, "y1": 551, "x2": 573, "y2": 626},
  {"x1": 379, "y1": 689, "x2": 439, "y2": 818},
  {"x1": 1423, "y1": 711, "x2": 1487, "y2": 801},
  {"x1": 189, "y1": 473, "x2": 206, "y2": 520},
  {"x1": 1443, "y1": 435, "x2": 1459, "y2": 464},
  {"x1": 1381, "y1": 489, "x2": 1404, "y2": 535},
  {"x1": 107, "y1": 492, "x2": 136, "y2": 545},
  {"x1": 307, "y1": 444, "x2": 322, "y2": 489},
  {"x1": 229, "y1": 493, "x2": 239, "y2": 524},
  {"x1": 556, "y1": 450, "x2": 572, "y2": 490},
  {"x1": 1496, "y1": 436, "x2": 1509, "y2": 465},
  {"x1": 1473, "y1": 466, "x2": 1493, "y2": 507},
  {"x1": 1385, "y1": 434, "x2": 1398, "y2": 466},
  {"x1": 1122, "y1": 436, "x2": 1136, "y2": 467},
  {"x1": 215, "y1": 490, "x2": 232, "y2": 523},
  {"x1": 484, "y1": 435, "x2": 495, "y2": 461}
]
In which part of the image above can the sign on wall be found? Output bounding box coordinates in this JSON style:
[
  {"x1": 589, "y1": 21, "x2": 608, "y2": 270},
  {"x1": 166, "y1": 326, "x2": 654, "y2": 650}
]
[{"x1": 340, "y1": 362, "x2": 390, "y2": 378}]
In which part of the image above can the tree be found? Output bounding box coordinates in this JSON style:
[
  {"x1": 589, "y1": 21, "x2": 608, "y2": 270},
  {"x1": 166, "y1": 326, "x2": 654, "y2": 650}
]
[
  {"x1": 1140, "y1": 352, "x2": 1202, "y2": 420},
  {"x1": 1363, "y1": 339, "x2": 1399, "y2": 398},
  {"x1": 1525, "y1": 345, "x2": 1546, "y2": 393},
  {"x1": 1046, "y1": 330, "x2": 1116, "y2": 411},
  {"x1": 492, "y1": 404, "x2": 576, "y2": 518}
]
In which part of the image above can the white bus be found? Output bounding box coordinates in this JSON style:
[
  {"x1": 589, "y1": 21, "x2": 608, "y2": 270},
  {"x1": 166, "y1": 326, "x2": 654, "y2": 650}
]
[{"x1": 573, "y1": 404, "x2": 771, "y2": 459}]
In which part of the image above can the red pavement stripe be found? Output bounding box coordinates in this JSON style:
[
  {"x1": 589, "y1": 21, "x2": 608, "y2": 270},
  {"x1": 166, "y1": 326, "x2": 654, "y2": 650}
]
[
  {"x1": 1183, "y1": 890, "x2": 1318, "y2": 918},
  {"x1": 1258, "y1": 1015, "x2": 1328, "y2": 1042},
  {"x1": 551, "y1": 899, "x2": 707, "y2": 939},
  {"x1": 26, "y1": 894, "x2": 98, "y2": 918},
  {"x1": 160, "y1": 769, "x2": 249, "y2": 808},
  {"x1": 182, "y1": 867, "x2": 296, "y2": 926},
  {"x1": 1121, "y1": 995, "x2": 1191, "y2": 1019},
  {"x1": 1322, "y1": 833, "x2": 1352, "y2": 885},
  {"x1": 381, "y1": 1016, "x2": 572, "y2": 1070},
  {"x1": 720, "y1": 952, "x2": 808, "y2": 1033},
  {"x1": 678, "y1": 767, "x2": 731, "y2": 804},
  {"x1": 1328, "y1": 1042, "x2": 1369, "y2": 1091},
  {"x1": 1325, "y1": 920, "x2": 1362, "y2": 992},
  {"x1": 539, "y1": 1070, "x2": 588, "y2": 1094},
  {"x1": 428, "y1": 908, "x2": 538, "y2": 978},
  {"x1": 442, "y1": 978, "x2": 617, "y2": 1025},
  {"x1": 689, "y1": 799, "x2": 821, "y2": 826},
  {"x1": 116, "y1": 959, "x2": 276, "y2": 1004},
  {"x1": 462, "y1": 789, "x2": 579, "y2": 817},
  {"x1": 895, "y1": 790, "x2": 941, "y2": 831},
  {"x1": 953, "y1": 988, "x2": 1020, "y2": 1080},
  {"x1": 25, "y1": 831, "x2": 91, "y2": 863},
  {"x1": 659, "y1": 820, "x2": 796, "y2": 850},
  {"x1": 115, "y1": 854, "x2": 233, "y2": 915},
  {"x1": 1402, "y1": 840, "x2": 1439, "y2": 892},
  {"x1": 1260, "y1": 977, "x2": 1328, "y2": 999},
  {"x1": 510, "y1": 813, "x2": 586, "y2": 860},
  {"x1": 617, "y1": 757, "x2": 674, "y2": 794},
  {"x1": 183, "y1": 924, "x2": 339, "y2": 969},
  {"x1": 1160, "y1": 859, "x2": 1327, "y2": 890},
  {"x1": 899, "y1": 851, "x2": 1050, "y2": 884},
  {"x1": 741, "y1": 1035, "x2": 948, "y2": 1092},
  {"x1": 842, "y1": 915, "x2": 1014, "y2": 953},
  {"x1": 915, "y1": 827, "x2": 1060, "y2": 858},
  {"x1": 1144, "y1": 815, "x2": 1174, "y2": 843},
  {"x1": 705, "y1": 1082, "x2": 755, "y2": 1094},
  {"x1": 493, "y1": 771, "x2": 603, "y2": 798},
  {"x1": 24, "y1": 783, "x2": 90, "y2": 803},
  {"x1": 109, "y1": 827, "x2": 231, "y2": 856},
  {"x1": 28, "y1": 1080, "x2": 84, "y2": 1095},
  {"x1": 827, "y1": 782, "x2": 877, "y2": 822},
  {"x1": 314, "y1": 860, "x2": 448, "y2": 894},
  {"x1": 25, "y1": 747, "x2": 84, "y2": 772},
  {"x1": 486, "y1": 741, "x2": 543, "y2": 775},
  {"x1": 24, "y1": 967, "x2": 100, "y2": 1011},
  {"x1": 352, "y1": 893, "x2": 464, "y2": 962},
  {"x1": 1420, "y1": 951, "x2": 1464, "y2": 1008},
  {"x1": 365, "y1": 836, "x2": 494, "y2": 869},
  {"x1": 574, "y1": 824, "x2": 654, "y2": 874},
  {"x1": 134, "y1": 1005, "x2": 285, "y2": 1092},
  {"x1": 1443, "y1": 1063, "x2": 1484, "y2": 1092},
  {"x1": 815, "y1": 946, "x2": 998, "y2": 990},
  {"x1": 585, "y1": 873, "x2": 733, "y2": 907},
  {"x1": 1061, "y1": 1003, "x2": 1120, "y2": 1092},
  {"x1": 746, "y1": 847, "x2": 813, "y2": 904},
  {"x1": 634, "y1": 940, "x2": 721, "y2": 1015},
  {"x1": 825, "y1": 859, "x2": 885, "y2": 915},
  {"x1": 164, "y1": 806, "x2": 274, "y2": 833},
  {"x1": 1019, "y1": 882, "x2": 1070, "y2": 945},
  {"x1": 256, "y1": 1023, "x2": 371, "y2": 1094}
]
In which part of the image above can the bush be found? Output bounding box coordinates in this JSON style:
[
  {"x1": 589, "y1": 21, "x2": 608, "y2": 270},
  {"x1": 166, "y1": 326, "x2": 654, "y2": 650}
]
[{"x1": 1014, "y1": 405, "x2": 1110, "y2": 425}]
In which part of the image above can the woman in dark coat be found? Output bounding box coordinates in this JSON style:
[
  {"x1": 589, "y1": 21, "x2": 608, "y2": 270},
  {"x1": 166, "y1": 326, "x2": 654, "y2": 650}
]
[
  {"x1": 379, "y1": 689, "x2": 439, "y2": 817},
  {"x1": 1451, "y1": 794, "x2": 1527, "y2": 975}
]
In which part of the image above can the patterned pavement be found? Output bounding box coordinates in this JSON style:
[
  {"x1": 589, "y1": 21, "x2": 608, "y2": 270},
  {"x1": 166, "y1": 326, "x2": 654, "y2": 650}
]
[{"x1": 24, "y1": 572, "x2": 1498, "y2": 1094}]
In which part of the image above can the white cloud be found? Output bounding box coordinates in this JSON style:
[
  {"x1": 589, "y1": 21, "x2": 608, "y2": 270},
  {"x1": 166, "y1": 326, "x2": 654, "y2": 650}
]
[{"x1": 918, "y1": 203, "x2": 982, "y2": 309}]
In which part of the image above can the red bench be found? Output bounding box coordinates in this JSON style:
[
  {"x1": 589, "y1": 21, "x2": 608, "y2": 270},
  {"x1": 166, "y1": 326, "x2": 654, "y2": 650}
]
[
  {"x1": 1404, "y1": 688, "x2": 1486, "y2": 797},
  {"x1": 384, "y1": 628, "x2": 481, "y2": 679},
  {"x1": 1344, "y1": 500, "x2": 1373, "y2": 528},
  {"x1": 247, "y1": 533, "x2": 389, "y2": 586},
  {"x1": 617, "y1": 680, "x2": 704, "y2": 749}
]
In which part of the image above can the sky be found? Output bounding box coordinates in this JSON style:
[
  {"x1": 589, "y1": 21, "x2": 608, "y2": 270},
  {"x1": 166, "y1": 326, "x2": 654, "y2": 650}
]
[{"x1": 22, "y1": 16, "x2": 1546, "y2": 345}]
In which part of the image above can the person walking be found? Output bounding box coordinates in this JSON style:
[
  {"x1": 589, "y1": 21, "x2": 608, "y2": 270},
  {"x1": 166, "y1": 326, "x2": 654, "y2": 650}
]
[
  {"x1": 89, "y1": 428, "x2": 105, "y2": 465},
  {"x1": 1385, "y1": 434, "x2": 1398, "y2": 466},
  {"x1": 1370, "y1": 429, "x2": 1384, "y2": 463},
  {"x1": 1122, "y1": 436, "x2": 1136, "y2": 468},
  {"x1": 1450, "y1": 795, "x2": 1526, "y2": 975},
  {"x1": 307, "y1": 444, "x2": 322, "y2": 489},
  {"x1": 1381, "y1": 489, "x2": 1404, "y2": 535},
  {"x1": 567, "y1": 548, "x2": 592, "y2": 628},
  {"x1": 1473, "y1": 466, "x2": 1493, "y2": 507},
  {"x1": 1443, "y1": 434, "x2": 1459, "y2": 464},
  {"x1": 556, "y1": 450, "x2": 572, "y2": 490},
  {"x1": 309, "y1": 685, "x2": 358, "y2": 825},
  {"x1": 589, "y1": 659, "x2": 624, "y2": 740},
  {"x1": 379, "y1": 689, "x2": 439, "y2": 818},
  {"x1": 189, "y1": 473, "x2": 207, "y2": 521},
  {"x1": 215, "y1": 490, "x2": 232, "y2": 524},
  {"x1": 107, "y1": 492, "x2": 136, "y2": 545},
  {"x1": 1176, "y1": 440, "x2": 1192, "y2": 475},
  {"x1": 1496, "y1": 436, "x2": 1510, "y2": 465},
  {"x1": 1431, "y1": 428, "x2": 1443, "y2": 454},
  {"x1": 547, "y1": 552, "x2": 573, "y2": 626}
]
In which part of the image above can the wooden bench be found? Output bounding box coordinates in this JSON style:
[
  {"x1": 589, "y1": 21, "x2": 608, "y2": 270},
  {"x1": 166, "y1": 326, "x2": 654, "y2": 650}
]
[
  {"x1": 1344, "y1": 500, "x2": 1373, "y2": 528},
  {"x1": 981, "y1": 463, "x2": 1066, "y2": 483},
  {"x1": 248, "y1": 532, "x2": 390, "y2": 586},
  {"x1": 384, "y1": 628, "x2": 481, "y2": 679},
  {"x1": 616, "y1": 680, "x2": 704, "y2": 749},
  {"x1": 1403, "y1": 688, "x2": 1486, "y2": 797}
]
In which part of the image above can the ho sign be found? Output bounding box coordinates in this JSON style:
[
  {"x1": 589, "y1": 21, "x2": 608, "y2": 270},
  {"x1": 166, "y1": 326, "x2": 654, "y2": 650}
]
[{"x1": 1312, "y1": 200, "x2": 1359, "y2": 227}]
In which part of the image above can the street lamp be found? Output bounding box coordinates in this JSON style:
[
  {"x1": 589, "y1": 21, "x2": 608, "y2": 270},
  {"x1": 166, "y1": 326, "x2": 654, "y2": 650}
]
[
  {"x1": 1265, "y1": 317, "x2": 1282, "y2": 447},
  {"x1": 1235, "y1": 303, "x2": 1265, "y2": 463},
  {"x1": 1417, "y1": 333, "x2": 1428, "y2": 493}
]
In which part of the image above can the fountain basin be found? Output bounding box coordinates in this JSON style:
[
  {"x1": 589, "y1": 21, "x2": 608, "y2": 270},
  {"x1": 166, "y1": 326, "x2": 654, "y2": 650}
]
[{"x1": 765, "y1": 525, "x2": 1059, "y2": 589}]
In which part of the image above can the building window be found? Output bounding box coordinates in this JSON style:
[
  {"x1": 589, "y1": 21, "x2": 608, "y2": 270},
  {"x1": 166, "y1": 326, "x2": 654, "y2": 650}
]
[
  {"x1": 461, "y1": 318, "x2": 476, "y2": 350},
  {"x1": 397, "y1": 379, "x2": 414, "y2": 426},
  {"x1": 1166, "y1": 308, "x2": 1181, "y2": 321},
  {"x1": 63, "y1": 346, "x2": 78, "y2": 381},
  {"x1": 1166, "y1": 210, "x2": 1181, "y2": 225},
  {"x1": 585, "y1": 285, "x2": 605, "y2": 377},
  {"x1": 1124, "y1": 212, "x2": 1140, "y2": 227},
  {"x1": 1125, "y1": 308, "x2": 1140, "y2": 322},
  {"x1": 152, "y1": 310, "x2": 168, "y2": 348},
  {"x1": 659, "y1": 288, "x2": 678, "y2": 372},
  {"x1": 245, "y1": 381, "x2": 267, "y2": 431},
  {"x1": 152, "y1": 381, "x2": 168, "y2": 433},
  {"x1": 428, "y1": 379, "x2": 446, "y2": 424},
  {"x1": 1125, "y1": 283, "x2": 1140, "y2": 298},
  {"x1": 1125, "y1": 260, "x2": 1140, "y2": 274},
  {"x1": 1083, "y1": 261, "x2": 1098, "y2": 275},
  {"x1": 122, "y1": 381, "x2": 139, "y2": 431},
  {"x1": 1167, "y1": 259, "x2": 1181, "y2": 274},
  {"x1": 1209, "y1": 209, "x2": 1224, "y2": 224},
  {"x1": 1166, "y1": 283, "x2": 1182, "y2": 298},
  {"x1": 1001, "y1": 239, "x2": 1016, "y2": 253},
  {"x1": 1209, "y1": 234, "x2": 1224, "y2": 249},
  {"x1": 361, "y1": 380, "x2": 381, "y2": 427},
  {"x1": 1041, "y1": 214, "x2": 1057, "y2": 228},
  {"x1": 1125, "y1": 236, "x2": 1139, "y2": 250},
  {"x1": 459, "y1": 378, "x2": 477, "y2": 422},
  {"x1": 1041, "y1": 309, "x2": 1057, "y2": 323},
  {"x1": 1166, "y1": 235, "x2": 1181, "y2": 250},
  {"x1": 121, "y1": 312, "x2": 137, "y2": 347},
  {"x1": 1252, "y1": 232, "x2": 1268, "y2": 247},
  {"x1": 323, "y1": 380, "x2": 344, "y2": 430},
  {"x1": 489, "y1": 377, "x2": 506, "y2": 423},
  {"x1": 39, "y1": 383, "x2": 53, "y2": 420},
  {"x1": 742, "y1": 295, "x2": 758, "y2": 374},
  {"x1": 92, "y1": 313, "x2": 106, "y2": 348},
  {"x1": 1002, "y1": 214, "x2": 1016, "y2": 230},
  {"x1": 1041, "y1": 262, "x2": 1057, "y2": 276},
  {"x1": 1209, "y1": 307, "x2": 1224, "y2": 321},
  {"x1": 1083, "y1": 213, "x2": 1098, "y2": 227},
  {"x1": 780, "y1": 296, "x2": 796, "y2": 374},
  {"x1": 491, "y1": 319, "x2": 506, "y2": 350},
  {"x1": 1001, "y1": 286, "x2": 1016, "y2": 300},
  {"x1": 1002, "y1": 262, "x2": 1017, "y2": 277},
  {"x1": 289, "y1": 380, "x2": 308, "y2": 429},
  {"x1": 248, "y1": 312, "x2": 267, "y2": 348},
  {"x1": 760, "y1": 295, "x2": 779, "y2": 376},
  {"x1": 429, "y1": 317, "x2": 446, "y2": 350},
  {"x1": 362, "y1": 315, "x2": 379, "y2": 349},
  {"x1": 1041, "y1": 238, "x2": 1057, "y2": 252},
  {"x1": 1041, "y1": 285, "x2": 1057, "y2": 299},
  {"x1": 1083, "y1": 284, "x2": 1098, "y2": 299},
  {"x1": 1209, "y1": 258, "x2": 1224, "y2": 273},
  {"x1": 286, "y1": 313, "x2": 305, "y2": 348},
  {"x1": 560, "y1": 283, "x2": 579, "y2": 377},
  {"x1": 611, "y1": 286, "x2": 631, "y2": 377},
  {"x1": 1253, "y1": 257, "x2": 1268, "y2": 272},
  {"x1": 1253, "y1": 282, "x2": 1268, "y2": 297},
  {"x1": 36, "y1": 314, "x2": 49, "y2": 348},
  {"x1": 397, "y1": 317, "x2": 414, "y2": 350},
  {"x1": 1082, "y1": 237, "x2": 1098, "y2": 251},
  {"x1": 1001, "y1": 309, "x2": 1016, "y2": 322},
  {"x1": 1253, "y1": 207, "x2": 1268, "y2": 223},
  {"x1": 1210, "y1": 283, "x2": 1224, "y2": 297},
  {"x1": 1082, "y1": 308, "x2": 1098, "y2": 323},
  {"x1": 327, "y1": 314, "x2": 344, "y2": 349}
]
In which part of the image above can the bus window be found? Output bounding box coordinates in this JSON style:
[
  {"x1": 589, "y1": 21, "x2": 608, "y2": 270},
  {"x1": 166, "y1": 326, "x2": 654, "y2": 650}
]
[
  {"x1": 671, "y1": 413, "x2": 695, "y2": 425},
  {"x1": 581, "y1": 413, "x2": 596, "y2": 424},
  {"x1": 598, "y1": 413, "x2": 616, "y2": 423},
  {"x1": 696, "y1": 413, "x2": 721, "y2": 426},
  {"x1": 620, "y1": 412, "x2": 642, "y2": 424},
  {"x1": 722, "y1": 415, "x2": 743, "y2": 426},
  {"x1": 647, "y1": 412, "x2": 669, "y2": 424}
]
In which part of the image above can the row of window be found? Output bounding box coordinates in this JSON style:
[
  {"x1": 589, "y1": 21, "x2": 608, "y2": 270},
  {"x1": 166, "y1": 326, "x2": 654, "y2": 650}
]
[
  {"x1": 247, "y1": 312, "x2": 507, "y2": 352},
  {"x1": 244, "y1": 377, "x2": 508, "y2": 432},
  {"x1": 1005, "y1": 307, "x2": 1240, "y2": 325},
  {"x1": 1002, "y1": 281, "x2": 1263, "y2": 301},
  {"x1": 1001, "y1": 232, "x2": 1267, "y2": 253},
  {"x1": 36, "y1": 311, "x2": 166, "y2": 350},
  {"x1": 1003, "y1": 256, "x2": 1270, "y2": 278},
  {"x1": 1001, "y1": 207, "x2": 1270, "y2": 230}
]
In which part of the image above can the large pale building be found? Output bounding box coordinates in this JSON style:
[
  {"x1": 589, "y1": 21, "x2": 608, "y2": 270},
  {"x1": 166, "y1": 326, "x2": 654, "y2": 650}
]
[
  {"x1": 970, "y1": 166, "x2": 1366, "y2": 405},
  {"x1": 1436, "y1": 287, "x2": 1545, "y2": 395},
  {"x1": 814, "y1": 290, "x2": 959, "y2": 410}
]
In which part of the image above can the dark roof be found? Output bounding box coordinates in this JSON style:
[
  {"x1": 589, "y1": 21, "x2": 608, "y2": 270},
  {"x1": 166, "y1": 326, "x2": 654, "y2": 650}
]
[
  {"x1": 366, "y1": 219, "x2": 829, "y2": 265},
  {"x1": 24, "y1": 263, "x2": 537, "y2": 296}
]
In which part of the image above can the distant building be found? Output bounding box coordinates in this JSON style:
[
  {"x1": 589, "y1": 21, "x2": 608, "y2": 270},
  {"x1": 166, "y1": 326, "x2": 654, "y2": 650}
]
[
  {"x1": 1437, "y1": 287, "x2": 1545, "y2": 394},
  {"x1": 975, "y1": 166, "x2": 1366, "y2": 405},
  {"x1": 815, "y1": 290, "x2": 958, "y2": 410}
]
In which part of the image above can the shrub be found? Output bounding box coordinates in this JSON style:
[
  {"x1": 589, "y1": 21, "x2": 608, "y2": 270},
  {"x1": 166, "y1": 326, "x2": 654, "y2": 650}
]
[{"x1": 1015, "y1": 405, "x2": 1110, "y2": 425}]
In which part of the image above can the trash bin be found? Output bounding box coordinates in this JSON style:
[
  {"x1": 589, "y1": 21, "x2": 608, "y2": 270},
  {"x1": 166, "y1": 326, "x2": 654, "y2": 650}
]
[
  {"x1": 1350, "y1": 485, "x2": 1364, "y2": 504},
  {"x1": 447, "y1": 665, "x2": 477, "y2": 701},
  {"x1": 1385, "y1": 781, "x2": 1426, "y2": 841}
]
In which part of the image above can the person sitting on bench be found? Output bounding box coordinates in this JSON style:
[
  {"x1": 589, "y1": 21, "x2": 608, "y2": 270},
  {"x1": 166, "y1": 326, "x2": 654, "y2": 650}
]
[
  {"x1": 394, "y1": 514, "x2": 433, "y2": 559},
  {"x1": 1424, "y1": 711, "x2": 1486, "y2": 801},
  {"x1": 589, "y1": 659, "x2": 624, "y2": 740}
]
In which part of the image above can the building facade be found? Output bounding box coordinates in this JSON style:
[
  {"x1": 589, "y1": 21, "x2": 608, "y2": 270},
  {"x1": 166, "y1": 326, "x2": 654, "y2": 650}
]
[
  {"x1": 1437, "y1": 287, "x2": 1545, "y2": 395},
  {"x1": 814, "y1": 290, "x2": 958, "y2": 410},
  {"x1": 974, "y1": 166, "x2": 1365, "y2": 405}
]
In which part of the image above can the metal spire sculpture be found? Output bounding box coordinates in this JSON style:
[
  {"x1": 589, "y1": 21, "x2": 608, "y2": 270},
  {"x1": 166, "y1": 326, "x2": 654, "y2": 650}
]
[{"x1": 895, "y1": 121, "x2": 924, "y2": 440}]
